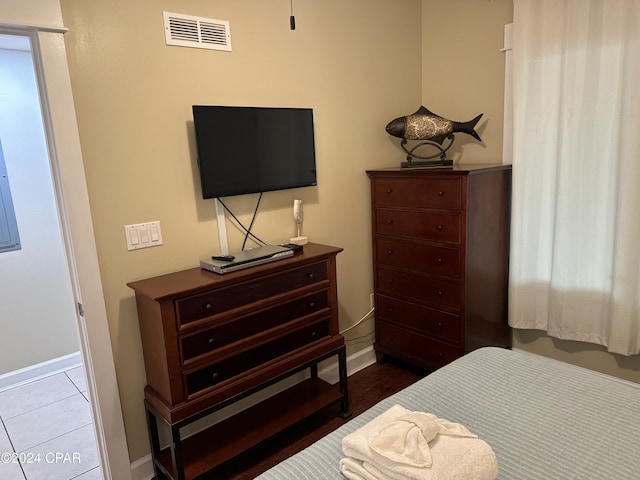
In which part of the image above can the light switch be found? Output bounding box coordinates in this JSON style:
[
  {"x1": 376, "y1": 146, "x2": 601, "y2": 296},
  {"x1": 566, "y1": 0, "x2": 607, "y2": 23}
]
[
  {"x1": 140, "y1": 226, "x2": 150, "y2": 244},
  {"x1": 128, "y1": 229, "x2": 140, "y2": 246},
  {"x1": 125, "y1": 221, "x2": 163, "y2": 251}
]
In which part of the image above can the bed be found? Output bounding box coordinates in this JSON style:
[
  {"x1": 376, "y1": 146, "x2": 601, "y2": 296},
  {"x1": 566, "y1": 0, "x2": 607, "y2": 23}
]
[{"x1": 256, "y1": 347, "x2": 640, "y2": 479}]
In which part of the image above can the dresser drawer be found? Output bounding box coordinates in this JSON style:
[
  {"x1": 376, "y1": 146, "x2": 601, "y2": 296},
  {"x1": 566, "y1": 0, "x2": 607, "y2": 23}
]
[
  {"x1": 368, "y1": 167, "x2": 512, "y2": 373},
  {"x1": 376, "y1": 295, "x2": 460, "y2": 343},
  {"x1": 373, "y1": 178, "x2": 462, "y2": 210},
  {"x1": 376, "y1": 321, "x2": 461, "y2": 369},
  {"x1": 184, "y1": 319, "x2": 330, "y2": 397},
  {"x1": 375, "y1": 238, "x2": 460, "y2": 277},
  {"x1": 180, "y1": 290, "x2": 329, "y2": 365},
  {"x1": 374, "y1": 208, "x2": 460, "y2": 244},
  {"x1": 377, "y1": 266, "x2": 460, "y2": 310},
  {"x1": 176, "y1": 262, "x2": 327, "y2": 327}
]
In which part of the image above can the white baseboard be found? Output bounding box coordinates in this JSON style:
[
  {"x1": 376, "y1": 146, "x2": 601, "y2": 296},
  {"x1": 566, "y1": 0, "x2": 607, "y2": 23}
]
[
  {"x1": 130, "y1": 454, "x2": 154, "y2": 480},
  {"x1": 318, "y1": 345, "x2": 376, "y2": 384},
  {"x1": 129, "y1": 346, "x2": 377, "y2": 480},
  {"x1": 0, "y1": 351, "x2": 82, "y2": 392}
]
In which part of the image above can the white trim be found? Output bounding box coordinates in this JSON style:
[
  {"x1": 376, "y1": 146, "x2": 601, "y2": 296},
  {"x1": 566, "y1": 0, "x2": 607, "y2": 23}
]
[
  {"x1": 502, "y1": 23, "x2": 513, "y2": 165},
  {"x1": 319, "y1": 345, "x2": 377, "y2": 384},
  {"x1": 214, "y1": 198, "x2": 228, "y2": 255},
  {"x1": 39, "y1": 31, "x2": 133, "y2": 479},
  {"x1": 34, "y1": 29, "x2": 128, "y2": 480},
  {"x1": 0, "y1": 21, "x2": 67, "y2": 34},
  {"x1": 503, "y1": 22, "x2": 513, "y2": 52},
  {"x1": 0, "y1": 351, "x2": 81, "y2": 392},
  {"x1": 130, "y1": 455, "x2": 155, "y2": 480}
]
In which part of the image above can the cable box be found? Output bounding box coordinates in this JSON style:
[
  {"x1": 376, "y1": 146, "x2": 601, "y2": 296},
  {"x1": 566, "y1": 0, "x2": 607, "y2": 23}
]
[{"x1": 200, "y1": 245, "x2": 294, "y2": 274}]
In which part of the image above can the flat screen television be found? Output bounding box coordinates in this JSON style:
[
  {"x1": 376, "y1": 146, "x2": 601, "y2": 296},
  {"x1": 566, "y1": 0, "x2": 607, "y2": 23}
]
[{"x1": 192, "y1": 105, "x2": 317, "y2": 199}]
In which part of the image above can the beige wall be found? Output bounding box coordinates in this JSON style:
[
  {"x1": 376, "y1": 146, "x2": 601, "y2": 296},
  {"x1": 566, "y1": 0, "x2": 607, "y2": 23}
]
[
  {"x1": 514, "y1": 330, "x2": 640, "y2": 384},
  {"x1": 421, "y1": 0, "x2": 513, "y2": 163},
  {"x1": 59, "y1": 0, "x2": 639, "y2": 468},
  {"x1": 60, "y1": 0, "x2": 423, "y2": 462},
  {"x1": 0, "y1": 0, "x2": 63, "y2": 26}
]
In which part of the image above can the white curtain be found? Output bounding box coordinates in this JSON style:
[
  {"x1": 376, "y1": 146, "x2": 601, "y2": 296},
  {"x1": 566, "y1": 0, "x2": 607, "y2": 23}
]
[{"x1": 509, "y1": 0, "x2": 640, "y2": 355}]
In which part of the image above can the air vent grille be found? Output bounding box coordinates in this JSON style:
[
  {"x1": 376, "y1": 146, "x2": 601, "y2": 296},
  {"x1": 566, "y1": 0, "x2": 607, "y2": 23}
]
[{"x1": 163, "y1": 11, "x2": 231, "y2": 52}]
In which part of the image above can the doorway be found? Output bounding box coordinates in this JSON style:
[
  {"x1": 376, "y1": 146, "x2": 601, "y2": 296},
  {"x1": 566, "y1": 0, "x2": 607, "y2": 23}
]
[
  {"x1": 0, "y1": 19, "x2": 131, "y2": 480},
  {"x1": 0, "y1": 31, "x2": 101, "y2": 480}
]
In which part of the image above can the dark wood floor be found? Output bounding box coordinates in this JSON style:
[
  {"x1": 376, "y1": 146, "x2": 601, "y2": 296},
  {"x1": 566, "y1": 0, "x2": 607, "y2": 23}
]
[{"x1": 203, "y1": 358, "x2": 425, "y2": 479}]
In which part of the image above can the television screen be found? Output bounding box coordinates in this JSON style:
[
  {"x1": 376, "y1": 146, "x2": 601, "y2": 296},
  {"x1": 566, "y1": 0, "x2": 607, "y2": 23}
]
[{"x1": 192, "y1": 105, "x2": 317, "y2": 199}]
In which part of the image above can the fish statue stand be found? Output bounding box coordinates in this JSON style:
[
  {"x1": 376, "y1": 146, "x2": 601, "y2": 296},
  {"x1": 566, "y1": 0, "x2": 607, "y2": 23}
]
[{"x1": 385, "y1": 106, "x2": 483, "y2": 168}]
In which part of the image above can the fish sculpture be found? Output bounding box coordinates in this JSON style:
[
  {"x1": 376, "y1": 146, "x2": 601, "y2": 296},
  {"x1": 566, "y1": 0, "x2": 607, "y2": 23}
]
[{"x1": 385, "y1": 106, "x2": 483, "y2": 145}]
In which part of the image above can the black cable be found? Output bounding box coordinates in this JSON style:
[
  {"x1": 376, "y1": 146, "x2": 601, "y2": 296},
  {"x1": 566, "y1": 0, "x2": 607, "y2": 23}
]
[
  {"x1": 242, "y1": 192, "x2": 262, "y2": 250},
  {"x1": 216, "y1": 197, "x2": 268, "y2": 248},
  {"x1": 290, "y1": 0, "x2": 296, "y2": 30}
]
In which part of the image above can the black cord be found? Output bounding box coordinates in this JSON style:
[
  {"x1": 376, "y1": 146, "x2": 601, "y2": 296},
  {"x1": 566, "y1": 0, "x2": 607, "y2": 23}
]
[
  {"x1": 217, "y1": 196, "x2": 268, "y2": 249},
  {"x1": 242, "y1": 192, "x2": 262, "y2": 250},
  {"x1": 290, "y1": 0, "x2": 296, "y2": 30}
]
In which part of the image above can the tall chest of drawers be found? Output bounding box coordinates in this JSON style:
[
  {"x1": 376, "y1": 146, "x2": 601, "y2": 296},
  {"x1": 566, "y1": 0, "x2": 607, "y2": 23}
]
[
  {"x1": 367, "y1": 165, "x2": 512, "y2": 372},
  {"x1": 127, "y1": 243, "x2": 350, "y2": 480}
]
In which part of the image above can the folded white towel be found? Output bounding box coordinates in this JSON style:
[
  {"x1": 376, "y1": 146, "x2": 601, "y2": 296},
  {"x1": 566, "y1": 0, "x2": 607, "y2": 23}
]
[
  {"x1": 340, "y1": 457, "x2": 390, "y2": 480},
  {"x1": 341, "y1": 404, "x2": 498, "y2": 480},
  {"x1": 370, "y1": 410, "x2": 477, "y2": 468}
]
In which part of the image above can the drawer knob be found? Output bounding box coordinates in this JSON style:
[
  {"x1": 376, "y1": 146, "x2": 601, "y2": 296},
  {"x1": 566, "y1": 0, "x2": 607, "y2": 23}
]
[
  {"x1": 387, "y1": 307, "x2": 394, "y2": 313},
  {"x1": 388, "y1": 278, "x2": 394, "y2": 284},
  {"x1": 438, "y1": 353, "x2": 444, "y2": 359},
  {"x1": 307, "y1": 272, "x2": 315, "y2": 279},
  {"x1": 311, "y1": 331, "x2": 317, "y2": 337},
  {"x1": 205, "y1": 303, "x2": 212, "y2": 310},
  {"x1": 437, "y1": 291, "x2": 443, "y2": 297},
  {"x1": 386, "y1": 219, "x2": 394, "y2": 225},
  {"x1": 208, "y1": 338, "x2": 215, "y2": 345},
  {"x1": 309, "y1": 302, "x2": 315, "y2": 308},
  {"x1": 386, "y1": 188, "x2": 393, "y2": 194},
  {"x1": 437, "y1": 225, "x2": 443, "y2": 231},
  {"x1": 212, "y1": 372, "x2": 219, "y2": 380},
  {"x1": 437, "y1": 322, "x2": 443, "y2": 328},
  {"x1": 438, "y1": 191, "x2": 444, "y2": 197},
  {"x1": 387, "y1": 249, "x2": 393, "y2": 255},
  {"x1": 437, "y1": 257, "x2": 443, "y2": 264}
]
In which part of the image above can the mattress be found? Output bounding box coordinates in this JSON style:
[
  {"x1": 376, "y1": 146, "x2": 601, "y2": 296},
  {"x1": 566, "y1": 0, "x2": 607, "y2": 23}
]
[{"x1": 256, "y1": 347, "x2": 640, "y2": 479}]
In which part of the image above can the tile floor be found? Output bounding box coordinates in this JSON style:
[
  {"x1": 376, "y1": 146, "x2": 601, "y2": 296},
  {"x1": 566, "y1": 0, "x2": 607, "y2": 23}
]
[{"x1": 0, "y1": 366, "x2": 101, "y2": 480}]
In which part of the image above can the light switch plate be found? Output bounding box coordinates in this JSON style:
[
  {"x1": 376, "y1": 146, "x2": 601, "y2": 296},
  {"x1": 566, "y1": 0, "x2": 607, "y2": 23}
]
[{"x1": 125, "y1": 221, "x2": 163, "y2": 251}]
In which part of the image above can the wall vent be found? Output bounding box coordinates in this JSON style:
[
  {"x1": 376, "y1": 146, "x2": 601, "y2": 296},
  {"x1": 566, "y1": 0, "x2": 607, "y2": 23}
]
[{"x1": 163, "y1": 11, "x2": 231, "y2": 52}]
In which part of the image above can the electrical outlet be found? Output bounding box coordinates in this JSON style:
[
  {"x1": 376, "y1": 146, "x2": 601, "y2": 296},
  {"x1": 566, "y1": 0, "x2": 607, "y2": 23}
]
[{"x1": 370, "y1": 293, "x2": 375, "y2": 310}]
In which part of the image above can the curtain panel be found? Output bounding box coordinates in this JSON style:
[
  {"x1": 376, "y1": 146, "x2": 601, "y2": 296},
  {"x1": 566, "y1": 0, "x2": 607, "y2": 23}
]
[{"x1": 509, "y1": 0, "x2": 640, "y2": 355}]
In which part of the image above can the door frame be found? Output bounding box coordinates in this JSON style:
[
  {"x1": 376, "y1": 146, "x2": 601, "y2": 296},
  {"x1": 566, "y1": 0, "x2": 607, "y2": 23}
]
[{"x1": 0, "y1": 15, "x2": 132, "y2": 480}]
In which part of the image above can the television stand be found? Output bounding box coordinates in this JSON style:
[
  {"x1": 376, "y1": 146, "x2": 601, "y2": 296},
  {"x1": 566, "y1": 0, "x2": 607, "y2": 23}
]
[{"x1": 127, "y1": 243, "x2": 350, "y2": 480}]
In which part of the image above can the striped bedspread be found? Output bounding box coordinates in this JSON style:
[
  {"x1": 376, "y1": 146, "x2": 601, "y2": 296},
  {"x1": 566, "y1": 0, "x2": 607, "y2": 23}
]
[{"x1": 256, "y1": 347, "x2": 640, "y2": 479}]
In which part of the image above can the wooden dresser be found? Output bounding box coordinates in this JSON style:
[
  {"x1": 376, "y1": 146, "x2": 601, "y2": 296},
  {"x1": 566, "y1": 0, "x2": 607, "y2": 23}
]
[
  {"x1": 127, "y1": 243, "x2": 350, "y2": 480},
  {"x1": 367, "y1": 165, "x2": 512, "y2": 372}
]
